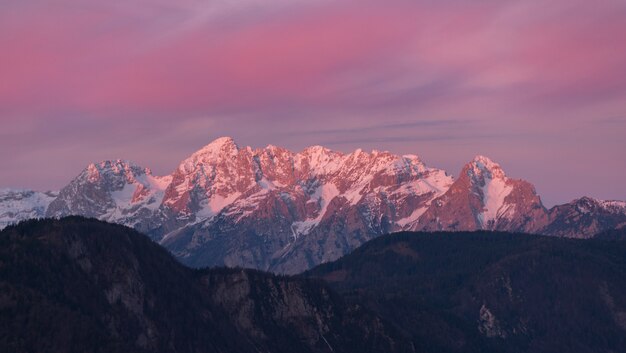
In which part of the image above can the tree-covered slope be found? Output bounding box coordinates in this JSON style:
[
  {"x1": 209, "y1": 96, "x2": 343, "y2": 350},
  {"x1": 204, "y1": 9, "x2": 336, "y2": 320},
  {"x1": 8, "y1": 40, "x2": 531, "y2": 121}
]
[
  {"x1": 0, "y1": 217, "x2": 411, "y2": 353},
  {"x1": 307, "y1": 231, "x2": 626, "y2": 353}
]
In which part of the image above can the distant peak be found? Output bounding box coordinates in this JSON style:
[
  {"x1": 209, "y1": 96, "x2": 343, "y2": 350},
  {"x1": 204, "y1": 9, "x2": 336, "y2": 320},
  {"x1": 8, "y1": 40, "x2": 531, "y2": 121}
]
[
  {"x1": 87, "y1": 160, "x2": 143, "y2": 172},
  {"x1": 573, "y1": 196, "x2": 600, "y2": 205},
  {"x1": 400, "y1": 154, "x2": 426, "y2": 169},
  {"x1": 576, "y1": 196, "x2": 598, "y2": 202},
  {"x1": 264, "y1": 144, "x2": 287, "y2": 153},
  {"x1": 402, "y1": 154, "x2": 421, "y2": 162},
  {"x1": 301, "y1": 145, "x2": 334, "y2": 156},
  {"x1": 207, "y1": 136, "x2": 238, "y2": 149},
  {"x1": 569, "y1": 197, "x2": 626, "y2": 215},
  {"x1": 192, "y1": 137, "x2": 239, "y2": 157},
  {"x1": 472, "y1": 155, "x2": 497, "y2": 166},
  {"x1": 82, "y1": 160, "x2": 147, "y2": 183},
  {"x1": 466, "y1": 155, "x2": 506, "y2": 180}
]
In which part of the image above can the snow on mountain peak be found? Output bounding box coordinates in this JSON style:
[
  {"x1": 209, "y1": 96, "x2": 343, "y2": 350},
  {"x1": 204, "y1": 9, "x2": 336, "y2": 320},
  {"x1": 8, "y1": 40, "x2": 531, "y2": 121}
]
[
  {"x1": 463, "y1": 156, "x2": 513, "y2": 226},
  {"x1": 192, "y1": 137, "x2": 239, "y2": 158},
  {"x1": 298, "y1": 145, "x2": 343, "y2": 175},
  {"x1": 402, "y1": 154, "x2": 422, "y2": 162},
  {"x1": 301, "y1": 145, "x2": 336, "y2": 158},
  {"x1": 210, "y1": 136, "x2": 237, "y2": 147},
  {"x1": 43, "y1": 158, "x2": 172, "y2": 230},
  {"x1": 468, "y1": 155, "x2": 506, "y2": 181},
  {"x1": 353, "y1": 148, "x2": 365, "y2": 156},
  {"x1": 179, "y1": 137, "x2": 241, "y2": 174},
  {"x1": 84, "y1": 160, "x2": 149, "y2": 184},
  {"x1": 572, "y1": 197, "x2": 626, "y2": 215},
  {"x1": 600, "y1": 200, "x2": 626, "y2": 214}
]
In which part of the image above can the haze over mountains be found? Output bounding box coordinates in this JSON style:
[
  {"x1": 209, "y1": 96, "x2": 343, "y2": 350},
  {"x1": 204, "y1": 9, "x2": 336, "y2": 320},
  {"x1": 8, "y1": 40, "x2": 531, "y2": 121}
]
[{"x1": 1, "y1": 137, "x2": 625, "y2": 273}]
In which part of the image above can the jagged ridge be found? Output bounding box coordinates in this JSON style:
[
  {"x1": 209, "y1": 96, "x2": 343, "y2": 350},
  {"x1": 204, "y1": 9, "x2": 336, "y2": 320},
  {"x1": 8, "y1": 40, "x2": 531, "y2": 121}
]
[{"x1": 1, "y1": 137, "x2": 624, "y2": 273}]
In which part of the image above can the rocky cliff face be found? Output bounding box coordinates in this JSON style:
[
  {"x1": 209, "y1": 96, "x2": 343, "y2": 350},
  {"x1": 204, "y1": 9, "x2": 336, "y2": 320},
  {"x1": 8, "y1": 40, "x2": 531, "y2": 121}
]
[
  {"x1": 160, "y1": 138, "x2": 453, "y2": 273},
  {"x1": 0, "y1": 217, "x2": 412, "y2": 353},
  {"x1": 201, "y1": 269, "x2": 411, "y2": 352},
  {"x1": 45, "y1": 160, "x2": 171, "y2": 234},
  {"x1": 1, "y1": 137, "x2": 624, "y2": 273},
  {"x1": 416, "y1": 156, "x2": 549, "y2": 233}
]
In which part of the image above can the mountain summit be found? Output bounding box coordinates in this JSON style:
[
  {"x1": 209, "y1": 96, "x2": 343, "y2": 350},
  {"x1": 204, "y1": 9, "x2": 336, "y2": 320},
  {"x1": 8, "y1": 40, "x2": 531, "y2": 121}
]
[
  {"x1": 418, "y1": 155, "x2": 548, "y2": 232},
  {"x1": 1, "y1": 137, "x2": 625, "y2": 273},
  {"x1": 45, "y1": 160, "x2": 171, "y2": 231}
]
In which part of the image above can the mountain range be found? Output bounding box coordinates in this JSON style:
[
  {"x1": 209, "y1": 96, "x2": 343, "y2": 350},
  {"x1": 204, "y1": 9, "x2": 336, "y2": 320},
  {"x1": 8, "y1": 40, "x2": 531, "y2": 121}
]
[{"x1": 2, "y1": 137, "x2": 625, "y2": 273}]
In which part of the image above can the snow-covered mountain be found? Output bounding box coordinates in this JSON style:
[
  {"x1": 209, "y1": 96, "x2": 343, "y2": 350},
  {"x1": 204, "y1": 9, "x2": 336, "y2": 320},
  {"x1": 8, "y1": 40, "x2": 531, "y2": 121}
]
[
  {"x1": 0, "y1": 189, "x2": 58, "y2": 229},
  {"x1": 157, "y1": 137, "x2": 451, "y2": 232},
  {"x1": 1, "y1": 137, "x2": 624, "y2": 273},
  {"x1": 159, "y1": 137, "x2": 454, "y2": 273},
  {"x1": 417, "y1": 156, "x2": 549, "y2": 233},
  {"x1": 45, "y1": 160, "x2": 171, "y2": 233}
]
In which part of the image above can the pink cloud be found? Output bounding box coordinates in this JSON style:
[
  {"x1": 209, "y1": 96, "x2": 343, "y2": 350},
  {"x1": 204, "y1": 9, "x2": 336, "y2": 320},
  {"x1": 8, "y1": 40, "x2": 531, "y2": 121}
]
[
  {"x1": 76, "y1": 3, "x2": 429, "y2": 112},
  {"x1": 1, "y1": 0, "x2": 625, "y2": 205},
  {"x1": 2, "y1": 0, "x2": 625, "y2": 118}
]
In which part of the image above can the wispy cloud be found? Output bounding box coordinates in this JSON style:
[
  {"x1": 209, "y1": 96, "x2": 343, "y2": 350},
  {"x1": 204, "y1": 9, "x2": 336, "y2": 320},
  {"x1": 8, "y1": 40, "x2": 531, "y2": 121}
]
[
  {"x1": 291, "y1": 119, "x2": 474, "y2": 136},
  {"x1": 595, "y1": 116, "x2": 626, "y2": 125},
  {"x1": 0, "y1": 0, "x2": 625, "y2": 204}
]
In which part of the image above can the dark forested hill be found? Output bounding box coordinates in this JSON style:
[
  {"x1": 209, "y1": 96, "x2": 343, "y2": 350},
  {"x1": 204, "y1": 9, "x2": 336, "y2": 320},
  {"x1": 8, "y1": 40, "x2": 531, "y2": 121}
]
[
  {"x1": 306, "y1": 231, "x2": 626, "y2": 353},
  {"x1": 5, "y1": 218, "x2": 626, "y2": 353},
  {"x1": 0, "y1": 217, "x2": 411, "y2": 353}
]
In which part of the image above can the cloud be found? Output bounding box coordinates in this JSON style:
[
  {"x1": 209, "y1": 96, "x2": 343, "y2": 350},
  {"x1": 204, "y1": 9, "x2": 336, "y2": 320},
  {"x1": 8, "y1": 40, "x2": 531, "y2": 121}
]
[
  {"x1": 2, "y1": 0, "x2": 626, "y2": 120},
  {"x1": 0, "y1": 0, "x2": 625, "y2": 205}
]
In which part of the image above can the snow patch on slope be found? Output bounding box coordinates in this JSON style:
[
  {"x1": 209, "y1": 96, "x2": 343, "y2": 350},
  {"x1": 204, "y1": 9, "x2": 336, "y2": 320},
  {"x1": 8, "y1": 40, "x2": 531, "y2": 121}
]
[
  {"x1": 479, "y1": 177, "x2": 514, "y2": 226},
  {"x1": 197, "y1": 192, "x2": 243, "y2": 220},
  {"x1": 466, "y1": 155, "x2": 516, "y2": 227},
  {"x1": 396, "y1": 207, "x2": 428, "y2": 228},
  {"x1": 291, "y1": 182, "x2": 340, "y2": 237},
  {"x1": 600, "y1": 200, "x2": 626, "y2": 213},
  {"x1": 298, "y1": 145, "x2": 343, "y2": 176}
]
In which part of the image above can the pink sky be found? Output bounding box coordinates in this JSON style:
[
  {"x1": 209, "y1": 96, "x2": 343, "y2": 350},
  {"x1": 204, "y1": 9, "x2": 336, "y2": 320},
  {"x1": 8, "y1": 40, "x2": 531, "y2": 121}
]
[{"x1": 1, "y1": 0, "x2": 625, "y2": 206}]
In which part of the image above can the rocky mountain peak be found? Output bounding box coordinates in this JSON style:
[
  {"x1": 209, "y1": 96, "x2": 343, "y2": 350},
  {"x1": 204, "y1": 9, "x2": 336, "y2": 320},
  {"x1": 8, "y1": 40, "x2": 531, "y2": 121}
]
[
  {"x1": 466, "y1": 155, "x2": 507, "y2": 182},
  {"x1": 259, "y1": 144, "x2": 294, "y2": 162},
  {"x1": 84, "y1": 159, "x2": 149, "y2": 184},
  {"x1": 544, "y1": 196, "x2": 626, "y2": 238},
  {"x1": 573, "y1": 196, "x2": 601, "y2": 213},
  {"x1": 301, "y1": 145, "x2": 335, "y2": 156},
  {"x1": 46, "y1": 160, "x2": 169, "y2": 231},
  {"x1": 183, "y1": 137, "x2": 239, "y2": 167},
  {"x1": 203, "y1": 136, "x2": 238, "y2": 151},
  {"x1": 296, "y1": 146, "x2": 343, "y2": 177},
  {"x1": 402, "y1": 154, "x2": 422, "y2": 163},
  {"x1": 570, "y1": 197, "x2": 626, "y2": 215},
  {"x1": 416, "y1": 155, "x2": 549, "y2": 232}
]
